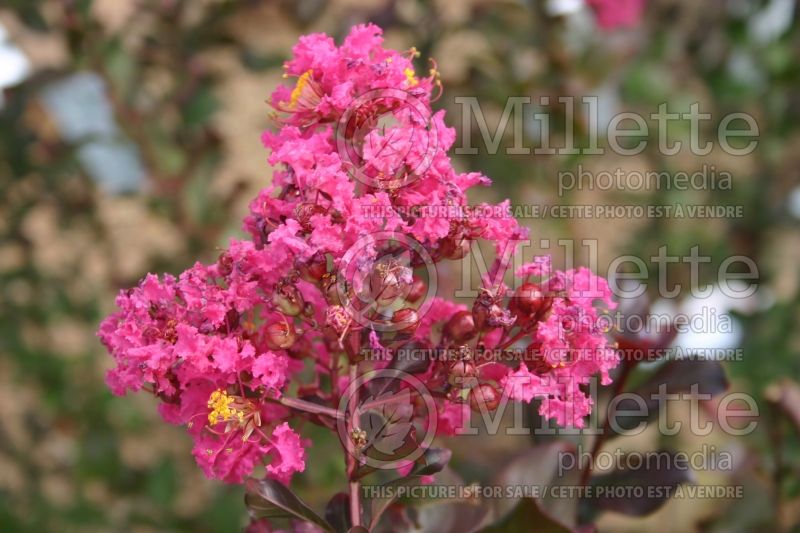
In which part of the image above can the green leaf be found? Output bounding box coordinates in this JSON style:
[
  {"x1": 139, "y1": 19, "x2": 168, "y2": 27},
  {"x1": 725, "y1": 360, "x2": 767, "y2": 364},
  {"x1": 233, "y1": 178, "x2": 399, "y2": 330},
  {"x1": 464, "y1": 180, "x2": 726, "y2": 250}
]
[
  {"x1": 183, "y1": 85, "x2": 219, "y2": 128},
  {"x1": 245, "y1": 478, "x2": 335, "y2": 532},
  {"x1": 765, "y1": 379, "x2": 800, "y2": 432}
]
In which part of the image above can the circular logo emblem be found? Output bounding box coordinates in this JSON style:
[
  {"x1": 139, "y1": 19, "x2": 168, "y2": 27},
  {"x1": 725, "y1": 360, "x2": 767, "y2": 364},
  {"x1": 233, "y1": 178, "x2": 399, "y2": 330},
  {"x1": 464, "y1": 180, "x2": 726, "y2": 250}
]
[
  {"x1": 337, "y1": 368, "x2": 438, "y2": 470},
  {"x1": 336, "y1": 231, "x2": 437, "y2": 332},
  {"x1": 336, "y1": 88, "x2": 438, "y2": 190}
]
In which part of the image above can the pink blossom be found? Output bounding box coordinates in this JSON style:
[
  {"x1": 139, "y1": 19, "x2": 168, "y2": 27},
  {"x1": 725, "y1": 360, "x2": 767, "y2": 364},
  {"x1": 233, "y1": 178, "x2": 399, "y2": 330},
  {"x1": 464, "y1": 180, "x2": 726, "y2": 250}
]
[
  {"x1": 587, "y1": 0, "x2": 645, "y2": 30},
  {"x1": 253, "y1": 351, "x2": 290, "y2": 392},
  {"x1": 266, "y1": 423, "x2": 307, "y2": 484}
]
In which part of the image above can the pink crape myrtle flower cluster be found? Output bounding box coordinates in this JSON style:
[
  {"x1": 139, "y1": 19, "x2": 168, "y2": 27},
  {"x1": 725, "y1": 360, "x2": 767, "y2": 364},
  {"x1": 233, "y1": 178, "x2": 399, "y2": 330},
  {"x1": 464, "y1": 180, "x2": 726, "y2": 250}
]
[
  {"x1": 98, "y1": 24, "x2": 618, "y2": 491},
  {"x1": 587, "y1": 0, "x2": 645, "y2": 30}
]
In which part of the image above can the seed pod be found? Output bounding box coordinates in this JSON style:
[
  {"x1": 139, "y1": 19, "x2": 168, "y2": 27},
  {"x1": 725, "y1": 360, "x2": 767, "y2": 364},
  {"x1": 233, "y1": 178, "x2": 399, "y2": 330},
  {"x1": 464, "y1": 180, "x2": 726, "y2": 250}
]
[
  {"x1": 469, "y1": 383, "x2": 501, "y2": 412},
  {"x1": 443, "y1": 310, "x2": 477, "y2": 344}
]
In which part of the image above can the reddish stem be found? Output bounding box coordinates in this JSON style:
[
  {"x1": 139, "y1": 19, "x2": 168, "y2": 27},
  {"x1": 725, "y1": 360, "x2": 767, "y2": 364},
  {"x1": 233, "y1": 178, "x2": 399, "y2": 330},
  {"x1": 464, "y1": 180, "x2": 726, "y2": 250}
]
[
  {"x1": 346, "y1": 363, "x2": 362, "y2": 527},
  {"x1": 580, "y1": 358, "x2": 634, "y2": 485},
  {"x1": 276, "y1": 396, "x2": 343, "y2": 419}
]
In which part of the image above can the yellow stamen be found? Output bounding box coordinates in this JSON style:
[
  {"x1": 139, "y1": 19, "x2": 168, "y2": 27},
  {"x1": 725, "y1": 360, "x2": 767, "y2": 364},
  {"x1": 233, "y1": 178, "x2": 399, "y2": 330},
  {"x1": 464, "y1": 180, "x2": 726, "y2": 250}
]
[
  {"x1": 404, "y1": 67, "x2": 418, "y2": 87},
  {"x1": 207, "y1": 389, "x2": 244, "y2": 426},
  {"x1": 289, "y1": 70, "x2": 314, "y2": 109}
]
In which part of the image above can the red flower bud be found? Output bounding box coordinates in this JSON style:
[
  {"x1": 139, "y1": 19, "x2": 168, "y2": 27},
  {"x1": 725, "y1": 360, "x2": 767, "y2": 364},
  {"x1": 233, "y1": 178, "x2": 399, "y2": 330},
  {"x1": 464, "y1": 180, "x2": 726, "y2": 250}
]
[
  {"x1": 448, "y1": 358, "x2": 477, "y2": 386},
  {"x1": 368, "y1": 260, "x2": 412, "y2": 307},
  {"x1": 446, "y1": 237, "x2": 471, "y2": 260},
  {"x1": 392, "y1": 308, "x2": 420, "y2": 335},
  {"x1": 217, "y1": 252, "x2": 233, "y2": 277},
  {"x1": 510, "y1": 282, "x2": 550, "y2": 323},
  {"x1": 443, "y1": 310, "x2": 477, "y2": 343},
  {"x1": 297, "y1": 253, "x2": 327, "y2": 283},
  {"x1": 265, "y1": 319, "x2": 297, "y2": 349},
  {"x1": 469, "y1": 383, "x2": 501, "y2": 412},
  {"x1": 406, "y1": 275, "x2": 426, "y2": 303},
  {"x1": 321, "y1": 273, "x2": 341, "y2": 306},
  {"x1": 295, "y1": 202, "x2": 327, "y2": 231},
  {"x1": 273, "y1": 282, "x2": 304, "y2": 316},
  {"x1": 525, "y1": 343, "x2": 554, "y2": 374}
]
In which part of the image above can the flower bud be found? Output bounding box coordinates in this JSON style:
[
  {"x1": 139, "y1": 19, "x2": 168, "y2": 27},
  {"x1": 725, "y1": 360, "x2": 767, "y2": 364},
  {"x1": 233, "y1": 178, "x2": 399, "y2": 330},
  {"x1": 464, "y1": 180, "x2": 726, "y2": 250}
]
[
  {"x1": 406, "y1": 275, "x2": 426, "y2": 303},
  {"x1": 471, "y1": 288, "x2": 498, "y2": 331},
  {"x1": 297, "y1": 253, "x2": 327, "y2": 283},
  {"x1": 448, "y1": 359, "x2": 477, "y2": 387},
  {"x1": 525, "y1": 343, "x2": 553, "y2": 374},
  {"x1": 217, "y1": 252, "x2": 233, "y2": 277},
  {"x1": 443, "y1": 310, "x2": 477, "y2": 343},
  {"x1": 265, "y1": 319, "x2": 297, "y2": 349},
  {"x1": 321, "y1": 273, "x2": 341, "y2": 306},
  {"x1": 343, "y1": 329, "x2": 365, "y2": 362},
  {"x1": 469, "y1": 383, "x2": 500, "y2": 412},
  {"x1": 391, "y1": 308, "x2": 420, "y2": 336},
  {"x1": 369, "y1": 260, "x2": 412, "y2": 307},
  {"x1": 510, "y1": 282, "x2": 550, "y2": 323},
  {"x1": 273, "y1": 283, "x2": 304, "y2": 316},
  {"x1": 446, "y1": 237, "x2": 471, "y2": 260},
  {"x1": 295, "y1": 202, "x2": 327, "y2": 231}
]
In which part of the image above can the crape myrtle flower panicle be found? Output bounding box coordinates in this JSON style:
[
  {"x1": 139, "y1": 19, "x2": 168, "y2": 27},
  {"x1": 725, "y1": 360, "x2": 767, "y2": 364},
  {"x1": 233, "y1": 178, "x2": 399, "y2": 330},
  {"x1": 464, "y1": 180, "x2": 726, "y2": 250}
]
[{"x1": 97, "y1": 23, "x2": 618, "y2": 487}]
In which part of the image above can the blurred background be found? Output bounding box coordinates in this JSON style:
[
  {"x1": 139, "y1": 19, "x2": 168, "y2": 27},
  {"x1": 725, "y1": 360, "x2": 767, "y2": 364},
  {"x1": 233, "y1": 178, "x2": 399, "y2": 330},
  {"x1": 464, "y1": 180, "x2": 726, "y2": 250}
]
[{"x1": 1, "y1": 0, "x2": 799, "y2": 531}]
